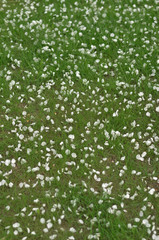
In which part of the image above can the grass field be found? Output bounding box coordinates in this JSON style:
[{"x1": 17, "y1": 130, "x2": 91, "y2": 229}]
[{"x1": 0, "y1": 0, "x2": 159, "y2": 239}]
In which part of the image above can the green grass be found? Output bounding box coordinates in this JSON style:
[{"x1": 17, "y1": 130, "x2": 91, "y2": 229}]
[{"x1": 0, "y1": 0, "x2": 159, "y2": 239}]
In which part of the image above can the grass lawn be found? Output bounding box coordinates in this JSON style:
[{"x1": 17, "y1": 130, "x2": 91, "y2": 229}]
[{"x1": 0, "y1": 0, "x2": 159, "y2": 239}]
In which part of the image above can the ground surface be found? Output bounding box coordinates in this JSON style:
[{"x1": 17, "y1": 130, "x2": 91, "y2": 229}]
[{"x1": 0, "y1": 0, "x2": 159, "y2": 239}]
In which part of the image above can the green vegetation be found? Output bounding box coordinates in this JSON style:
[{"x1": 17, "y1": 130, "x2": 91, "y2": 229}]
[{"x1": 0, "y1": 0, "x2": 159, "y2": 239}]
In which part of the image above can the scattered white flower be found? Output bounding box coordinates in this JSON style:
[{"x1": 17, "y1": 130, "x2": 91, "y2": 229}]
[
  {"x1": 134, "y1": 218, "x2": 140, "y2": 222},
  {"x1": 152, "y1": 234, "x2": 159, "y2": 240},
  {"x1": 47, "y1": 222, "x2": 53, "y2": 229},
  {"x1": 22, "y1": 111, "x2": 27, "y2": 116},
  {"x1": 142, "y1": 219, "x2": 151, "y2": 228},
  {"x1": 19, "y1": 134, "x2": 24, "y2": 140},
  {"x1": 40, "y1": 218, "x2": 45, "y2": 224},
  {"x1": 78, "y1": 219, "x2": 84, "y2": 224},
  {"x1": 13, "y1": 223, "x2": 20, "y2": 228},
  {"x1": 50, "y1": 235, "x2": 57, "y2": 240},
  {"x1": 71, "y1": 153, "x2": 77, "y2": 158},
  {"x1": 156, "y1": 106, "x2": 159, "y2": 112},
  {"x1": 28, "y1": 126, "x2": 33, "y2": 132},
  {"x1": 6, "y1": 206, "x2": 10, "y2": 210},
  {"x1": 149, "y1": 188, "x2": 155, "y2": 195},
  {"x1": 68, "y1": 134, "x2": 75, "y2": 140},
  {"x1": 46, "y1": 115, "x2": 50, "y2": 120},
  {"x1": 69, "y1": 227, "x2": 76, "y2": 233},
  {"x1": 14, "y1": 230, "x2": 18, "y2": 235}
]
